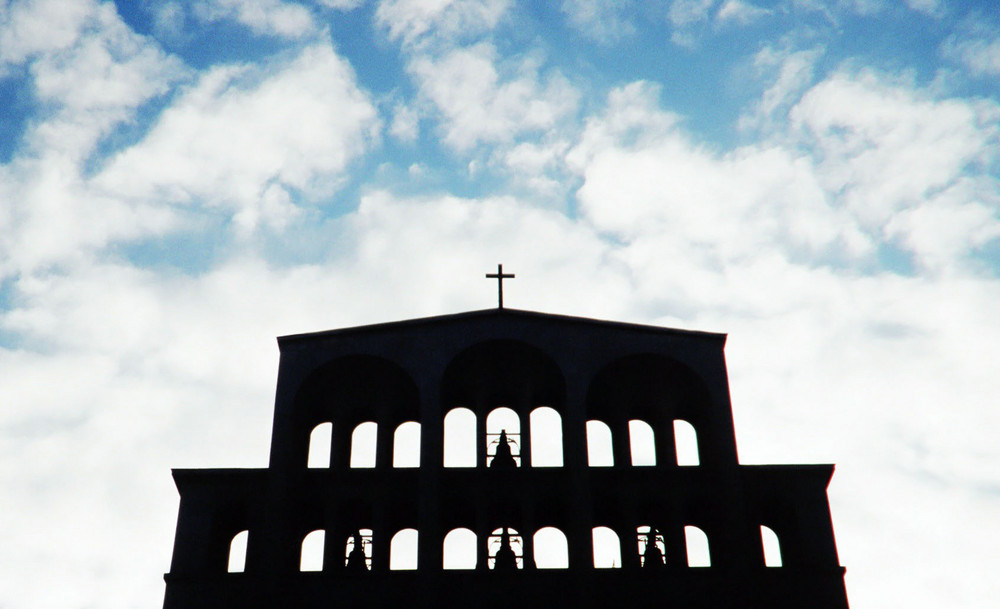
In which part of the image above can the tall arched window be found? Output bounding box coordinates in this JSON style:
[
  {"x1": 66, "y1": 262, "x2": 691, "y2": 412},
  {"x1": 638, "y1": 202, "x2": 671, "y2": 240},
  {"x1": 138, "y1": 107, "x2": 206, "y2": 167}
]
[
  {"x1": 393, "y1": 421, "x2": 421, "y2": 468},
  {"x1": 586, "y1": 420, "x2": 614, "y2": 467},
  {"x1": 444, "y1": 408, "x2": 476, "y2": 468},
  {"x1": 629, "y1": 420, "x2": 656, "y2": 466},
  {"x1": 488, "y1": 528, "x2": 523, "y2": 570},
  {"x1": 390, "y1": 529, "x2": 419, "y2": 570},
  {"x1": 344, "y1": 529, "x2": 372, "y2": 571},
  {"x1": 674, "y1": 419, "x2": 699, "y2": 466},
  {"x1": 530, "y1": 407, "x2": 563, "y2": 467},
  {"x1": 533, "y1": 527, "x2": 569, "y2": 569},
  {"x1": 486, "y1": 407, "x2": 521, "y2": 467},
  {"x1": 443, "y1": 528, "x2": 477, "y2": 570},
  {"x1": 761, "y1": 525, "x2": 782, "y2": 567},
  {"x1": 592, "y1": 527, "x2": 621, "y2": 568},
  {"x1": 636, "y1": 526, "x2": 666, "y2": 567},
  {"x1": 350, "y1": 422, "x2": 378, "y2": 468},
  {"x1": 300, "y1": 529, "x2": 325, "y2": 572},
  {"x1": 308, "y1": 422, "x2": 332, "y2": 468},
  {"x1": 228, "y1": 530, "x2": 248, "y2": 573},
  {"x1": 684, "y1": 525, "x2": 710, "y2": 567}
]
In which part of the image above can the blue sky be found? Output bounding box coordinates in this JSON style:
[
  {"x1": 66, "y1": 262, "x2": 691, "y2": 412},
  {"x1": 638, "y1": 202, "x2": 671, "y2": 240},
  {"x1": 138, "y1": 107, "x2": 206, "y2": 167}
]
[{"x1": 2, "y1": 0, "x2": 1000, "y2": 607}]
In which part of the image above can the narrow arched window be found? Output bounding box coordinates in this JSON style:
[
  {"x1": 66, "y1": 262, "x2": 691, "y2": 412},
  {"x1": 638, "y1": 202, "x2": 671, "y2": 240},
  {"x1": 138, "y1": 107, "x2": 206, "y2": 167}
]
[
  {"x1": 684, "y1": 525, "x2": 710, "y2": 567},
  {"x1": 530, "y1": 407, "x2": 563, "y2": 467},
  {"x1": 444, "y1": 408, "x2": 476, "y2": 467},
  {"x1": 486, "y1": 407, "x2": 521, "y2": 468},
  {"x1": 628, "y1": 420, "x2": 656, "y2": 466},
  {"x1": 636, "y1": 526, "x2": 666, "y2": 567},
  {"x1": 308, "y1": 422, "x2": 332, "y2": 468},
  {"x1": 443, "y1": 528, "x2": 477, "y2": 570},
  {"x1": 390, "y1": 529, "x2": 419, "y2": 570},
  {"x1": 592, "y1": 527, "x2": 621, "y2": 568},
  {"x1": 533, "y1": 527, "x2": 569, "y2": 569},
  {"x1": 228, "y1": 530, "x2": 248, "y2": 573},
  {"x1": 350, "y1": 422, "x2": 377, "y2": 468},
  {"x1": 344, "y1": 529, "x2": 372, "y2": 571},
  {"x1": 488, "y1": 528, "x2": 523, "y2": 570},
  {"x1": 674, "y1": 419, "x2": 699, "y2": 466},
  {"x1": 300, "y1": 529, "x2": 325, "y2": 572},
  {"x1": 761, "y1": 525, "x2": 782, "y2": 567},
  {"x1": 586, "y1": 420, "x2": 614, "y2": 467},
  {"x1": 393, "y1": 421, "x2": 421, "y2": 468}
]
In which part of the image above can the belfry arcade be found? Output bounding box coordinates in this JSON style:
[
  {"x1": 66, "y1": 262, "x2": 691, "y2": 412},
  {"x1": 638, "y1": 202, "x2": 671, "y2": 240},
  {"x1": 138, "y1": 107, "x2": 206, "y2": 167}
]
[{"x1": 163, "y1": 307, "x2": 850, "y2": 609}]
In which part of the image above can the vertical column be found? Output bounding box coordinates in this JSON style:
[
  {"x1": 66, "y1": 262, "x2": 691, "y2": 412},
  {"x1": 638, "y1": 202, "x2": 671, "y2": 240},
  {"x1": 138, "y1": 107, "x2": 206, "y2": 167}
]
[
  {"x1": 375, "y1": 421, "x2": 393, "y2": 469},
  {"x1": 477, "y1": 405, "x2": 488, "y2": 469},
  {"x1": 520, "y1": 401, "x2": 532, "y2": 468},
  {"x1": 664, "y1": 524, "x2": 687, "y2": 568},
  {"x1": 331, "y1": 423, "x2": 352, "y2": 470},
  {"x1": 371, "y1": 509, "x2": 390, "y2": 573},
  {"x1": 612, "y1": 419, "x2": 632, "y2": 468},
  {"x1": 655, "y1": 417, "x2": 678, "y2": 467}
]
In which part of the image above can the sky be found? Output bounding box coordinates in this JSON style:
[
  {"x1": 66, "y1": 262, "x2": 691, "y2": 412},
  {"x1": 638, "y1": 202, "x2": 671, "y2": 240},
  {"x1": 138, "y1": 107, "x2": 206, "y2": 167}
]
[{"x1": 1, "y1": 0, "x2": 999, "y2": 606}]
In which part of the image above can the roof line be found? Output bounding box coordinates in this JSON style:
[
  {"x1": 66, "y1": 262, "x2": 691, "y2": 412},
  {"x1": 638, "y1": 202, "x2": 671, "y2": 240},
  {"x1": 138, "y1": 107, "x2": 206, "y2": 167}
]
[{"x1": 277, "y1": 307, "x2": 727, "y2": 345}]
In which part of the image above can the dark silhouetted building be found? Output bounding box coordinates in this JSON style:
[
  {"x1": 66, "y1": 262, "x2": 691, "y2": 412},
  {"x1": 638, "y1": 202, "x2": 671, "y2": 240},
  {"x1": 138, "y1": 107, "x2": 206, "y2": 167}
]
[{"x1": 163, "y1": 308, "x2": 849, "y2": 608}]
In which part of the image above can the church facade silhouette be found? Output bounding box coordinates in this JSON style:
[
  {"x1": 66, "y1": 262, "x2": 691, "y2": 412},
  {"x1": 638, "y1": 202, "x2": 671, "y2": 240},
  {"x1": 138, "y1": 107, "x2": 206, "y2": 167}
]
[{"x1": 163, "y1": 307, "x2": 849, "y2": 608}]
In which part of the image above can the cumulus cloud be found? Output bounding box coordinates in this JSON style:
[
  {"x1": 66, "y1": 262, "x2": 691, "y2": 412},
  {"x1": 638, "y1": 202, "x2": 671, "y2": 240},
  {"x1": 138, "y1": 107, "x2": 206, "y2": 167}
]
[
  {"x1": 0, "y1": 1, "x2": 185, "y2": 278},
  {"x1": 191, "y1": 0, "x2": 317, "y2": 38},
  {"x1": 375, "y1": 0, "x2": 510, "y2": 49},
  {"x1": 560, "y1": 0, "x2": 637, "y2": 43},
  {"x1": 408, "y1": 43, "x2": 578, "y2": 152},
  {"x1": 716, "y1": 0, "x2": 770, "y2": 25},
  {"x1": 942, "y1": 23, "x2": 1000, "y2": 78},
  {"x1": 95, "y1": 43, "x2": 380, "y2": 232},
  {"x1": 790, "y1": 70, "x2": 1000, "y2": 243}
]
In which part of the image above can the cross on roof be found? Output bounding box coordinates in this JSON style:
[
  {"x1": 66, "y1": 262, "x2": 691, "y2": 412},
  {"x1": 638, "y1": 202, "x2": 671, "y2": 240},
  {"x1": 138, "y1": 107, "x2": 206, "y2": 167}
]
[{"x1": 485, "y1": 264, "x2": 514, "y2": 309}]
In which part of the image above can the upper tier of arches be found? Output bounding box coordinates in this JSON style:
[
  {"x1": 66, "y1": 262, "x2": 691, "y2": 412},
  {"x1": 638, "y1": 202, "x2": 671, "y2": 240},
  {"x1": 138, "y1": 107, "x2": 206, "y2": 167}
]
[{"x1": 283, "y1": 339, "x2": 727, "y2": 470}]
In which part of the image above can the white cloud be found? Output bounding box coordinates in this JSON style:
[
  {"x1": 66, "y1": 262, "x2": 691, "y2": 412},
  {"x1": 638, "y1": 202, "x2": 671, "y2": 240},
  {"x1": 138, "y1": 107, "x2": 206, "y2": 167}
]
[
  {"x1": 317, "y1": 0, "x2": 366, "y2": 9},
  {"x1": 390, "y1": 101, "x2": 420, "y2": 142},
  {"x1": 191, "y1": 0, "x2": 317, "y2": 38},
  {"x1": 0, "y1": 1, "x2": 185, "y2": 278},
  {"x1": 716, "y1": 0, "x2": 770, "y2": 25},
  {"x1": 790, "y1": 70, "x2": 999, "y2": 235},
  {"x1": 408, "y1": 43, "x2": 578, "y2": 152},
  {"x1": 0, "y1": 0, "x2": 95, "y2": 71},
  {"x1": 740, "y1": 45, "x2": 822, "y2": 132},
  {"x1": 668, "y1": 0, "x2": 715, "y2": 27},
  {"x1": 375, "y1": 0, "x2": 510, "y2": 48},
  {"x1": 95, "y1": 44, "x2": 380, "y2": 230},
  {"x1": 942, "y1": 27, "x2": 1000, "y2": 78},
  {"x1": 560, "y1": 0, "x2": 637, "y2": 43}
]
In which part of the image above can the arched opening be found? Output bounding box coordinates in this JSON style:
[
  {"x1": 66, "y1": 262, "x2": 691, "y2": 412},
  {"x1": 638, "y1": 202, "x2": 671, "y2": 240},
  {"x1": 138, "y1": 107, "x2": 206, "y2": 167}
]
[
  {"x1": 307, "y1": 422, "x2": 332, "y2": 468},
  {"x1": 530, "y1": 407, "x2": 563, "y2": 467},
  {"x1": 390, "y1": 529, "x2": 419, "y2": 570},
  {"x1": 444, "y1": 408, "x2": 476, "y2": 468},
  {"x1": 393, "y1": 421, "x2": 421, "y2": 468},
  {"x1": 586, "y1": 420, "x2": 614, "y2": 467},
  {"x1": 533, "y1": 527, "x2": 569, "y2": 569},
  {"x1": 629, "y1": 420, "x2": 656, "y2": 466},
  {"x1": 674, "y1": 419, "x2": 699, "y2": 466},
  {"x1": 443, "y1": 528, "x2": 477, "y2": 570},
  {"x1": 636, "y1": 526, "x2": 666, "y2": 567},
  {"x1": 350, "y1": 422, "x2": 377, "y2": 468},
  {"x1": 300, "y1": 529, "x2": 325, "y2": 572},
  {"x1": 344, "y1": 529, "x2": 373, "y2": 571},
  {"x1": 228, "y1": 530, "x2": 248, "y2": 573},
  {"x1": 684, "y1": 525, "x2": 710, "y2": 567},
  {"x1": 291, "y1": 355, "x2": 419, "y2": 470},
  {"x1": 488, "y1": 528, "x2": 523, "y2": 570},
  {"x1": 592, "y1": 527, "x2": 621, "y2": 568},
  {"x1": 761, "y1": 525, "x2": 782, "y2": 567},
  {"x1": 486, "y1": 407, "x2": 521, "y2": 468}
]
